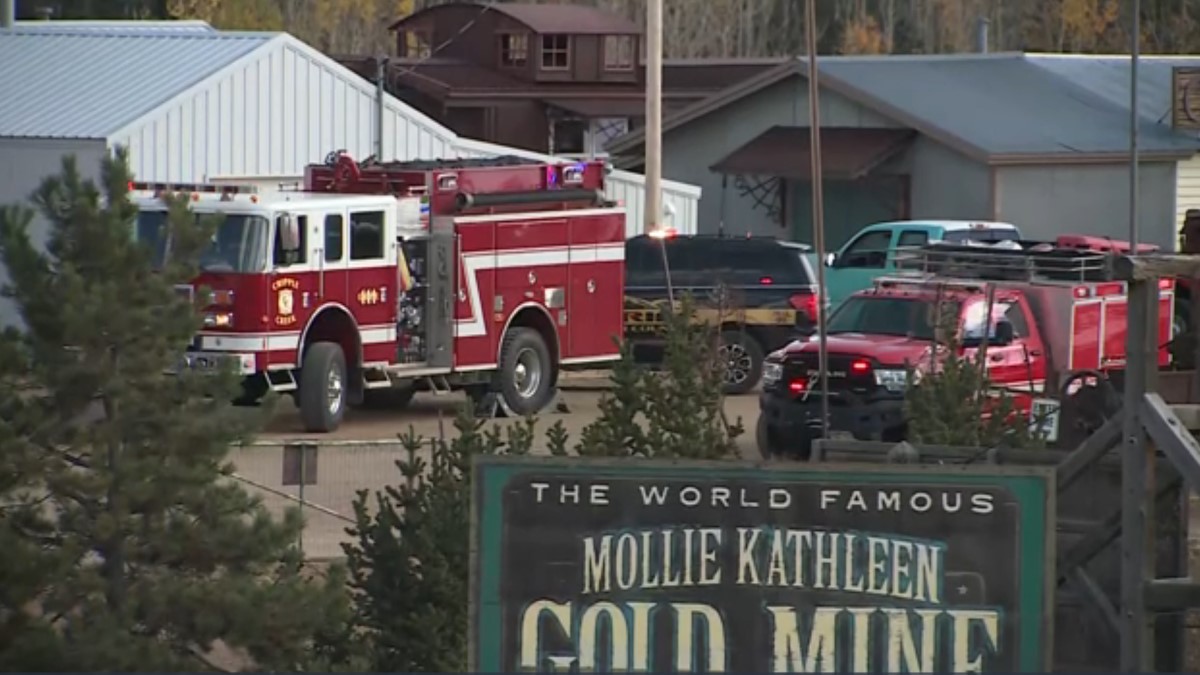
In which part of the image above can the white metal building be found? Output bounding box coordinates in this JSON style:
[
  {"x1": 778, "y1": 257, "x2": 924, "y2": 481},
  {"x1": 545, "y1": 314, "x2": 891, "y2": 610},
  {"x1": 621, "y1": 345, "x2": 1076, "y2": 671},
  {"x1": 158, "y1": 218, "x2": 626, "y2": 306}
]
[{"x1": 0, "y1": 23, "x2": 701, "y2": 239}]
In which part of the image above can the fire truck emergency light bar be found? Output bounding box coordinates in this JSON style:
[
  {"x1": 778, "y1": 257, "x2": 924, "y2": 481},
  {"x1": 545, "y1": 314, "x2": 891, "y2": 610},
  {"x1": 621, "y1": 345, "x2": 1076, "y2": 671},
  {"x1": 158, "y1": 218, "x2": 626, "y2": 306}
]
[
  {"x1": 128, "y1": 181, "x2": 259, "y2": 200},
  {"x1": 892, "y1": 239, "x2": 1118, "y2": 284}
]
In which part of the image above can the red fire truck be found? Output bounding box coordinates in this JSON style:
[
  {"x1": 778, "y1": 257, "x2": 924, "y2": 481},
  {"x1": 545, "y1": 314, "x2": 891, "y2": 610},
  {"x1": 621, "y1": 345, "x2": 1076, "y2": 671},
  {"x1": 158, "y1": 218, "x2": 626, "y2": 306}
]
[
  {"x1": 756, "y1": 235, "x2": 1175, "y2": 457},
  {"x1": 131, "y1": 153, "x2": 626, "y2": 432}
]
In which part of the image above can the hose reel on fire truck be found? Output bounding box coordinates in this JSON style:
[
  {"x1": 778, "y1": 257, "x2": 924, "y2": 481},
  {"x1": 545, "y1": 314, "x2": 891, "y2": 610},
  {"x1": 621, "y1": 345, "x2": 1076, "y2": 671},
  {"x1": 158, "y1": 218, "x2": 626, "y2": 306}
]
[{"x1": 323, "y1": 150, "x2": 362, "y2": 192}]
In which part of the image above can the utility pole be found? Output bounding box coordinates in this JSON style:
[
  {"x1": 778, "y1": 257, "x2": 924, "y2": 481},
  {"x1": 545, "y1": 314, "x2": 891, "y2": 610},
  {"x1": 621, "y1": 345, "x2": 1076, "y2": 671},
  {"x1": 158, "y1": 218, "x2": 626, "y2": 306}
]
[
  {"x1": 1129, "y1": 0, "x2": 1140, "y2": 248},
  {"x1": 644, "y1": 0, "x2": 663, "y2": 238},
  {"x1": 1121, "y1": 3, "x2": 1154, "y2": 671},
  {"x1": 805, "y1": 0, "x2": 830, "y2": 439}
]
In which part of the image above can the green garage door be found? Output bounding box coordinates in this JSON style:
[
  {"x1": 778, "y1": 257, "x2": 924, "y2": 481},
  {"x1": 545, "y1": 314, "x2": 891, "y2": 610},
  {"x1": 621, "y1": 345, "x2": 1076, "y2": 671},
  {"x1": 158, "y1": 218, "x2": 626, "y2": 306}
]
[{"x1": 789, "y1": 177, "x2": 907, "y2": 249}]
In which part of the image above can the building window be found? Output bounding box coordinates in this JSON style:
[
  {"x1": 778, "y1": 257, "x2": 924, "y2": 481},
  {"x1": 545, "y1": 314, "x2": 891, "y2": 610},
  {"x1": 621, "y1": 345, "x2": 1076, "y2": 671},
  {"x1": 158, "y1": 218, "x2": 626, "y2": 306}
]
[
  {"x1": 500, "y1": 33, "x2": 527, "y2": 66},
  {"x1": 603, "y1": 35, "x2": 633, "y2": 71},
  {"x1": 403, "y1": 29, "x2": 432, "y2": 58},
  {"x1": 541, "y1": 34, "x2": 570, "y2": 70},
  {"x1": 550, "y1": 119, "x2": 587, "y2": 154}
]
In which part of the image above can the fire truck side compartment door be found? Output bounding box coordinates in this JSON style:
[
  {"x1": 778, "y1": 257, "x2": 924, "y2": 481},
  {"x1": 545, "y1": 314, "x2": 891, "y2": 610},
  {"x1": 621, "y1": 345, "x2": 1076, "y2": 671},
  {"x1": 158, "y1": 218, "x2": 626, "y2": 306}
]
[{"x1": 424, "y1": 222, "x2": 455, "y2": 368}]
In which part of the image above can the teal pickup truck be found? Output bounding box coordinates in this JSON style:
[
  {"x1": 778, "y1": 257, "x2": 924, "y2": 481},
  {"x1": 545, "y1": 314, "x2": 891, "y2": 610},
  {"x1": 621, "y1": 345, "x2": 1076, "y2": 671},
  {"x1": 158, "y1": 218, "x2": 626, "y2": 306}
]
[{"x1": 817, "y1": 220, "x2": 1022, "y2": 309}]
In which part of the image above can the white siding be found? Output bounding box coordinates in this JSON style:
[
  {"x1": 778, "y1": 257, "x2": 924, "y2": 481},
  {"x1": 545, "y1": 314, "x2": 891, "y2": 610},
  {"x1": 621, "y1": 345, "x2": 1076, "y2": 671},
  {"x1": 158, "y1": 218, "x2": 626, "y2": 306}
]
[
  {"x1": 453, "y1": 138, "x2": 699, "y2": 237},
  {"x1": 109, "y1": 34, "x2": 700, "y2": 238},
  {"x1": 111, "y1": 36, "x2": 456, "y2": 185},
  {"x1": 1177, "y1": 154, "x2": 1200, "y2": 251},
  {"x1": 0, "y1": 137, "x2": 108, "y2": 328}
]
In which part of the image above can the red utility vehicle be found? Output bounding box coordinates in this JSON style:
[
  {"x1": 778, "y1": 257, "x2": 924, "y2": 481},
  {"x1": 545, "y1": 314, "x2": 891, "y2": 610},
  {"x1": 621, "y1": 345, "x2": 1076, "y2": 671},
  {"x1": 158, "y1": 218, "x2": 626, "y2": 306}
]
[
  {"x1": 757, "y1": 235, "x2": 1175, "y2": 457},
  {"x1": 132, "y1": 152, "x2": 626, "y2": 432}
]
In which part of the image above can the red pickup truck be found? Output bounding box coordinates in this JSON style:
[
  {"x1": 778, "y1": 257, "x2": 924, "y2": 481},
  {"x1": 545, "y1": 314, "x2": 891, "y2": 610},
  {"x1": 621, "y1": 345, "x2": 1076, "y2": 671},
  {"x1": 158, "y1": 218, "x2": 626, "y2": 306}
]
[{"x1": 757, "y1": 236, "x2": 1174, "y2": 458}]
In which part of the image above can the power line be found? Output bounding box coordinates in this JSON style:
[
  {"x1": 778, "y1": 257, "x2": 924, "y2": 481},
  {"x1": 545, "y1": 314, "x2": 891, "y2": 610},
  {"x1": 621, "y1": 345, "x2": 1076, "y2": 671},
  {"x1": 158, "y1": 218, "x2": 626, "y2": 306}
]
[{"x1": 385, "y1": 0, "x2": 504, "y2": 85}]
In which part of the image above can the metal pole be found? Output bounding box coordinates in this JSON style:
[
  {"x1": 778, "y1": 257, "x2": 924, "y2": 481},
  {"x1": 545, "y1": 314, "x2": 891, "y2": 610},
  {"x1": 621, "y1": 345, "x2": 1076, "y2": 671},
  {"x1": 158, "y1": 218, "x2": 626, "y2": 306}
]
[
  {"x1": 976, "y1": 16, "x2": 989, "y2": 53},
  {"x1": 644, "y1": 0, "x2": 663, "y2": 238},
  {"x1": 1121, "y1": 279, "x2": 1156, "y2": 671},
  {"x1": 375, "y1": 55, "x2": 389, "y2": 161},
  {"x1": 298, "y1": 448, "x2": 306, "y2": 554},
  {"x1": 1, "y1": 0, "x2": 14, "y2": 28},
  {"x1": 805, "y1": 0, "x2": 830, "y2": 439},
  {"x1": 1119, "y1": 5, "x2": 1153, "y2": 667},
  {"x1": 1129, "y1": 0, "x2": 1140, "y2": 247}
]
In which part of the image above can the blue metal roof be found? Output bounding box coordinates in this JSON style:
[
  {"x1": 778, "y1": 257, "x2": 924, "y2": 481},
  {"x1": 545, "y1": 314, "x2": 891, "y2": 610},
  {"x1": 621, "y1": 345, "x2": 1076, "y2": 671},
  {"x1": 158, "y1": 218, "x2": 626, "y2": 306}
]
[
  {"x1": 12, "y1": 20, "x2": 216, "y2": 34},
  {"x1": 818, "y1": 53, "x2": 1200, "y2": 157},
  {"x1": 0, "y1": 28, "x2": 274, "y2": 139},
  {"x1": 1027, "y1": 54, "x2": 1200, "y2": 127}
]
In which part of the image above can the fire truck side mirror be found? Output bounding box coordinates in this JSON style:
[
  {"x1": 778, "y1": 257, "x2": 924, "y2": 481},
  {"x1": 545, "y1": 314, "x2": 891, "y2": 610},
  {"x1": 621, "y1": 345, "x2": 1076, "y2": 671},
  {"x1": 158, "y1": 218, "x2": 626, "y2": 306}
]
[{"x1": 278, "y1": 214, "x2": 301, "y2": 252}]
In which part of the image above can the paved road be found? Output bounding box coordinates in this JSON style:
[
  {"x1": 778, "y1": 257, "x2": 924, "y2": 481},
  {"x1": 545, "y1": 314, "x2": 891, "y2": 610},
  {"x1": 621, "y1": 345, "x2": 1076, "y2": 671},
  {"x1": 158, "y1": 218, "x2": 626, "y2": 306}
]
[
  {"x1": 261, "y1": 388, "x2": 764, "y2": 453},
  {"x1": 241, "y1": 389, "x2": 764, "y2": 559}
]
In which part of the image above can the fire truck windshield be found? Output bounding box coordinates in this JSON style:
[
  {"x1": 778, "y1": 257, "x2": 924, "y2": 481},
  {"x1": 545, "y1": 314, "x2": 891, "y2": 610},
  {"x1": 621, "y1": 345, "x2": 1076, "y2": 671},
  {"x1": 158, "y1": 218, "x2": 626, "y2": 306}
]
[
  {"x1": 826, "y1": 296, "x2": 952, "y2": 341},
  {"x1": 136, "y1": 210, "x2": 269, "y2": 273}
]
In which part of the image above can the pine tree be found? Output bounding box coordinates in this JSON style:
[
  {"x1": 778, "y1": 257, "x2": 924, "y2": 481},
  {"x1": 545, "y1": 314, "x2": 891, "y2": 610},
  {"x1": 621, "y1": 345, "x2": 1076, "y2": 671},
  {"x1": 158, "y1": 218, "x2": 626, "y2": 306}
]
[
  {"x1": 343, "y1": 409, "x2": 536, "y2": 672},
  {"x1": 0, "y1": 149, "x2": 351, "y2": 671},
  {"x1": 904, "y1": 297, "x2": 1042, "y2": 449},
  {"x1": 577, "y1": 292, "x2": 743, "y2": 459},
  {"x1": 343, "y1": 293, "x2": 745, "y2": 669}
]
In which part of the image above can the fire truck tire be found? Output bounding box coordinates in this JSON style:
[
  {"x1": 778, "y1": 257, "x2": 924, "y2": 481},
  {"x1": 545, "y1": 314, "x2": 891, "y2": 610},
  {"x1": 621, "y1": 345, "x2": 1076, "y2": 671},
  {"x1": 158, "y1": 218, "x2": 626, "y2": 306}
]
[
  {"x1": 719, "y1": 330, "x2": 764, "y2": 396},
  {"x1": 498, "y1": 328, "x2": 555, "y2": 416},
  {"x1": 298, "y1": 341, "x2": 347, "y2": 432}
]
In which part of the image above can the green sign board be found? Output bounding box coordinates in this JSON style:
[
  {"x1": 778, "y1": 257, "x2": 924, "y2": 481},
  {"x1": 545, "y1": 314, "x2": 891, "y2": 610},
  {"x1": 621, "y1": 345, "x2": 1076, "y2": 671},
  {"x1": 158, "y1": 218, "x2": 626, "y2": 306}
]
[{"x1": 471, "y1": 456, "x2": 1055, "y2": 672}]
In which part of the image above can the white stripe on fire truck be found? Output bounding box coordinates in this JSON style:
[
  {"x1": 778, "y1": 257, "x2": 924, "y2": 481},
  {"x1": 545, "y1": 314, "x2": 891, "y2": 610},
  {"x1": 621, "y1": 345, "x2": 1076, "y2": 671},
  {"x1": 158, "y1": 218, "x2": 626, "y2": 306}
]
[
  {"x1": 199, "y1": 325, "x2": 397, "y2": 353},
  {"x1": 455, "y1": 243, "x2": 625, "y2": 338},
  {"x1": 453, "y1": 207, "x2": 625, "y2": 224},
  {"x1": 985, "y1": 380, "x2": 1046, "y2": 394}
]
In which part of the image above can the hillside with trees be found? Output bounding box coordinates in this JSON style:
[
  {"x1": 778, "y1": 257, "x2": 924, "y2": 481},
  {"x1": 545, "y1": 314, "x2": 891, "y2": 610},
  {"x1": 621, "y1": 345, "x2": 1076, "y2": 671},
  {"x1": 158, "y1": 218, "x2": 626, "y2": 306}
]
[{"x1": 20, "y1": 0, "x2": 1197, "y2": 58}]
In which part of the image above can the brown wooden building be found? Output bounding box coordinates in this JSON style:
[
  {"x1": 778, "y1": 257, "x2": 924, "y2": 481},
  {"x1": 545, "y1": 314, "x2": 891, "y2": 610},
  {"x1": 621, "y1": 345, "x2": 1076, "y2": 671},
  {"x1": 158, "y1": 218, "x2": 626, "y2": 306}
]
[{"x1": 336, "y1": 2, "x2": 781, "y2": 156}]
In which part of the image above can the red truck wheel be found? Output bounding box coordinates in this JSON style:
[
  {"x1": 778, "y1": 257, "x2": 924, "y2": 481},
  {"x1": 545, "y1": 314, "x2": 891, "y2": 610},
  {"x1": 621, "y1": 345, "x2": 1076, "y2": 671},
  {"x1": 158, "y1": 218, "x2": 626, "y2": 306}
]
[
  {"x1": 298, "y1": 341, "x2": 347, "y2": 432},
  {"x1": 498, "y1": 328, "x2": 554, "y2": 416}
]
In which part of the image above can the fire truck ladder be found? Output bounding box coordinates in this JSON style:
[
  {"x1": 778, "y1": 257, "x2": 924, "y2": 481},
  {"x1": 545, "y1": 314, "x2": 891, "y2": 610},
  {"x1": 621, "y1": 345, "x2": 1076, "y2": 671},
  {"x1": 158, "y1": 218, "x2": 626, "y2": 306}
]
[{"x1": 891, "y1": 241, "x2": 1118, "y2": 283}]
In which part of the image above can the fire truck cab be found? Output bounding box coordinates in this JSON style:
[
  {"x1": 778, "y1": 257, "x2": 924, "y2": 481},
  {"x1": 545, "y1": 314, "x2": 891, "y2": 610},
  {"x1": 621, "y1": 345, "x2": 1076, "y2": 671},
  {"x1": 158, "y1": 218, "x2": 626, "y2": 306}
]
[{"x1": 131, "y1": 153, "x2": 626, "y2": 432}]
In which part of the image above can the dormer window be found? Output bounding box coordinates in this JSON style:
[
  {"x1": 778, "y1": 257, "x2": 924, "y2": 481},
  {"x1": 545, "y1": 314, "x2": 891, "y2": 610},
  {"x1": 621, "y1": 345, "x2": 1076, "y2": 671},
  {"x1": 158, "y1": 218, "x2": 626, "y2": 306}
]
[
  {"x1": 541, "y1": 34, "x2": 570, "y2": 70},
  {"x1": 603, "y1": 35, "x2": 634, "y2": 71},
  {"x1": 403, "y1": 29, "x2": 432, "y2": 58},
  {"x1": 500, "y1": 33, "x2": 527, "y2": 66}
]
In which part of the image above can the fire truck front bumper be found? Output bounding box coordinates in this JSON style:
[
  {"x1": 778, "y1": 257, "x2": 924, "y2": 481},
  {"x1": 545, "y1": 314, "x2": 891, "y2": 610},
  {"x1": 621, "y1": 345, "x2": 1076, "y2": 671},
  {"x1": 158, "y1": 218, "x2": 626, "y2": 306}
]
[
  {"x1": 176, "y1": 350, "x2": 258, "y2": 376},
  {"x1": 757, "y1": 389, "x2": 906, "y2": 456}
]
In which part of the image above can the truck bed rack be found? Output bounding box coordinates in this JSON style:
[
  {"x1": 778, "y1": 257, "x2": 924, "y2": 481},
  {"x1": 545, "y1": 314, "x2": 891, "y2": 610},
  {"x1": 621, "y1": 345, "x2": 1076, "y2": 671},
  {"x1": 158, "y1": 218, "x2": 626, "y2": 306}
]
[{"x1": 892, "y1": 239, "x2": 1117, "y2": 283}]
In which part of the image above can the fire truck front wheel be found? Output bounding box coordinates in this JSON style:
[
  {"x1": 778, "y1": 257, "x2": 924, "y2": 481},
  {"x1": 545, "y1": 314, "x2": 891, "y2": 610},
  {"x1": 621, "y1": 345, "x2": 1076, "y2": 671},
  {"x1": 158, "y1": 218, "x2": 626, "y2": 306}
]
[
  {"x1": 298, "y1": 341, "x2": 347, "y2": 432},
  {"x1": 498, "y1": 327, "x2": 555, "y2": 416}
]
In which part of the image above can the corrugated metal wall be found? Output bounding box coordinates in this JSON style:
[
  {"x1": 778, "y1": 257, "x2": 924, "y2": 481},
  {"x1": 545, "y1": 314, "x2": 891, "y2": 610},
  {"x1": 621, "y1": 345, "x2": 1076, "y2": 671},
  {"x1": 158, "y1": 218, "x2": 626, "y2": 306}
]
[
  {"x1": 0, "y1": 137, "x2": 109, "y2": 328},
  {"x1": 452, "y1": 137, "x2": 699, "y2": 237},
  {"x1": 113, "y1": 36, "x2": 457, "y2": 185},
  {"x1": 113, "y1": 34, "x2": 699, "y2": 238}
]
